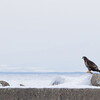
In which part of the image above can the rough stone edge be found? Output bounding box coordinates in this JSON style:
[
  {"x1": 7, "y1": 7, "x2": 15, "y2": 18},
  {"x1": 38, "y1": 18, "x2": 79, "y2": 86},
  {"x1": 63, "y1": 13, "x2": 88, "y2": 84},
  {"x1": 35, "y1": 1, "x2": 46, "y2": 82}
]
[{"x1": 0, "y1": 88, "x2": 100, "y2": 100}]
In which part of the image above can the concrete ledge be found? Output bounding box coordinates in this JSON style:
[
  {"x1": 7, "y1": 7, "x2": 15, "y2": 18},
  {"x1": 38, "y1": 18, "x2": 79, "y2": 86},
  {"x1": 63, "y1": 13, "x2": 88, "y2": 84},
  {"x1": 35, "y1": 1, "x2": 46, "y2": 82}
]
[{"x1": 0, "y1": 88, "x2": 100, "y2": 100}]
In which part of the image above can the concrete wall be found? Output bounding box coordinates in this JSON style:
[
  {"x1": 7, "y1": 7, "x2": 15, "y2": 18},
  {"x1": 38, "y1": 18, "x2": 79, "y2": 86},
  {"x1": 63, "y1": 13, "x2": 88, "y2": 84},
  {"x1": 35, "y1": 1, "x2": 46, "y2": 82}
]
[{"x1": 0, "y1": 88, "x2": 100, "y2": 100}]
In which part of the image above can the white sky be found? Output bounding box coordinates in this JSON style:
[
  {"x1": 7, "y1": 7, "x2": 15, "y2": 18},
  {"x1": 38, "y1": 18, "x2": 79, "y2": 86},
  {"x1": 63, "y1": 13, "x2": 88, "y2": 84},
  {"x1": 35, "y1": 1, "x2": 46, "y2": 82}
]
[{"x1": 0, "y1": 0, "x2": 100, "y2": 72}]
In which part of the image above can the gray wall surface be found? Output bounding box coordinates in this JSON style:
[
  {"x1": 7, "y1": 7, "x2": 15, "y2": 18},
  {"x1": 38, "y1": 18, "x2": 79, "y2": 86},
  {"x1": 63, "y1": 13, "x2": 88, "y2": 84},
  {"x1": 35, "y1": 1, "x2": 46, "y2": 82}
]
[{"x1": 0, "y1": 88, "x2": 100, "y2": 100}]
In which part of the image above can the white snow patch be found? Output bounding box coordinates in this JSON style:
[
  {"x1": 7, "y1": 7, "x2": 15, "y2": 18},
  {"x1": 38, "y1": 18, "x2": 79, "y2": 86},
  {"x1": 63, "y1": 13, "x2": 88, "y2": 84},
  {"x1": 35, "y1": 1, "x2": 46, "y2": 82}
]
[{"x1": 0, "y1": 73, "x2": 98, "y2": 88}]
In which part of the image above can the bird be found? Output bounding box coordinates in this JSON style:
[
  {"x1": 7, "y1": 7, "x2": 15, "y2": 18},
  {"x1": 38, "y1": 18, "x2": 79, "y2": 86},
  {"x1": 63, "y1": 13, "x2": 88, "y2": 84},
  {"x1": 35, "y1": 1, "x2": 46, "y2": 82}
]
[{"x1": 82, "y1": 56, "x2": 100, "y2": 73}]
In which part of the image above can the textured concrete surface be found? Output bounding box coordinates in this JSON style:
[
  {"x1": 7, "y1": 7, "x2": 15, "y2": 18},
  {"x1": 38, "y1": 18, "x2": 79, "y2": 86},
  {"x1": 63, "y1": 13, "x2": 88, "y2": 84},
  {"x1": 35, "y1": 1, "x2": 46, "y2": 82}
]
[
  {"x1": 91, "y1": 74, "x2": 100, "y2": 86},
  {"x1": 0, "y1": 88, "x2": 100, "y2": 100}
]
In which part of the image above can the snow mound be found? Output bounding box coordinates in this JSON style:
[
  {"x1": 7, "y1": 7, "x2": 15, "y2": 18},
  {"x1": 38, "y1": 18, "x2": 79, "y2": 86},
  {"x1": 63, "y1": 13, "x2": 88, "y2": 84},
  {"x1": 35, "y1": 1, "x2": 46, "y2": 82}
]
[
  {"x1": 52, "y1": 74, "x2": 92, "y2": 88},
  {"x1": 51, "y1": 76, "x2": 65, "y2": 85}
]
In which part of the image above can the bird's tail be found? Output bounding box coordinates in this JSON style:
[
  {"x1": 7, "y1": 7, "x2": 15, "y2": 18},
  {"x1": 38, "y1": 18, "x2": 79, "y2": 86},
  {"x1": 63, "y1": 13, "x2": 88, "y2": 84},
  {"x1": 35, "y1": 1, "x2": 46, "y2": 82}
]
[{"x1": 98, "y1": 70, "x2": 100, "y2": 72}]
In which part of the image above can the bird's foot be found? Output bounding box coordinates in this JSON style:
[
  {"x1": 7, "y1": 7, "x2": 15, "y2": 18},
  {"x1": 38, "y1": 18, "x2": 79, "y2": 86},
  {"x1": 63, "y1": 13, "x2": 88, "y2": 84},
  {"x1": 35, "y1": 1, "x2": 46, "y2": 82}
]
[{"x1": 87, "y1": 71, "x2": 93, "y2": 74}]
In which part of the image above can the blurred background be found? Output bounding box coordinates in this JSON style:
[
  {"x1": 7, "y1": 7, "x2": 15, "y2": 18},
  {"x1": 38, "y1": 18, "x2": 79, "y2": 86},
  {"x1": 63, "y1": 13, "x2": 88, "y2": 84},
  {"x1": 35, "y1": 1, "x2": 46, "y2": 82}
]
[{"x1": 0, "y1": 0, "x2": 100, "y2": 72}]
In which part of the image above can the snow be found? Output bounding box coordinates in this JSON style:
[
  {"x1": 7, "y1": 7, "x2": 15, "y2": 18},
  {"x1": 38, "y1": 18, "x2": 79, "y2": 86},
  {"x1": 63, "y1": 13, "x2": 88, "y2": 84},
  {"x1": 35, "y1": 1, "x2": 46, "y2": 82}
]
[{"x1": 0, "y1": 72, "x2": 98, "y2": 88}]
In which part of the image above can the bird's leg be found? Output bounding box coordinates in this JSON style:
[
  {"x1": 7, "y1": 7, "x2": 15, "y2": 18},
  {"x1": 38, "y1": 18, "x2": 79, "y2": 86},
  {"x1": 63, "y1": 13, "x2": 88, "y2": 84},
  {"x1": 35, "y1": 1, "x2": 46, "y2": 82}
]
[
  {"x1": 87, "y1": 70, "x2": 93, "y2": 74},
  {"x1": 87, "y1": 70, "x2": 91, "y2": 73}
]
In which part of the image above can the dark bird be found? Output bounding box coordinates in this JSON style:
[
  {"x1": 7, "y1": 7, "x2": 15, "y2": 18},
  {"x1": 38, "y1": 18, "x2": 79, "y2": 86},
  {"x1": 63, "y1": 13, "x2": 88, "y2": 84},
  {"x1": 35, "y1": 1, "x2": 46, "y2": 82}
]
[{"x1": 82, "y1": 56, "x2": 100, "y2": 73}]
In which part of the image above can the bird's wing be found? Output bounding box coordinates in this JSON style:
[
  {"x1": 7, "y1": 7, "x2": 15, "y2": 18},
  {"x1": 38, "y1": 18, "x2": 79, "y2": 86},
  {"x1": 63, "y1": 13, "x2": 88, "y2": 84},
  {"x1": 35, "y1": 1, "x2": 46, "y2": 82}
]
[{"x1": 87, "y1": 60, "x2": 99, "y2": 70}]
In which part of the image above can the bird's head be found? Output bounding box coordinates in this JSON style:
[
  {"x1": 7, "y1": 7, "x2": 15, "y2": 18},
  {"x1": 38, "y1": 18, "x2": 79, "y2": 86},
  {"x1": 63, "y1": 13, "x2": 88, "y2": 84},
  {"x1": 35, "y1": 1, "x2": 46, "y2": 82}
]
[{"x1": 82, "y1": 56, "x2": 87, "y2": 60}]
